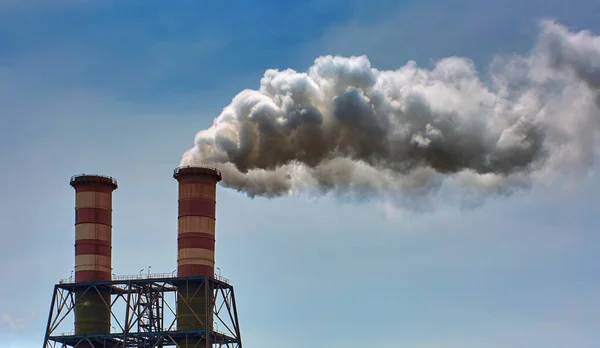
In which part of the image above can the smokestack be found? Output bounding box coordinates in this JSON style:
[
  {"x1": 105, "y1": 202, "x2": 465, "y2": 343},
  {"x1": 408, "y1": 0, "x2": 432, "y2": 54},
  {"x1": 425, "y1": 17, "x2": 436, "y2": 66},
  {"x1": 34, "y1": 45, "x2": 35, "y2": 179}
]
[
  {"x1": 174, "y1": 166, "x2": 222, "y2": 277},
  {"x1": 174, "y1": 166, "x2": 221, "y2": 344},
  {"x1": 70, "y1": 174, "x2": 117, "y2": 337}
]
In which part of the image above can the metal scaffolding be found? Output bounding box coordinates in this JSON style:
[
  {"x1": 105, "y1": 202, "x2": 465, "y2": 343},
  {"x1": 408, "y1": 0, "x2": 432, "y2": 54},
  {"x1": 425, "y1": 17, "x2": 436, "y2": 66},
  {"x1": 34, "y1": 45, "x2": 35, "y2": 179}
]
[{"x1": 43, "y1": 275, "x2": 242, "y2": 348}]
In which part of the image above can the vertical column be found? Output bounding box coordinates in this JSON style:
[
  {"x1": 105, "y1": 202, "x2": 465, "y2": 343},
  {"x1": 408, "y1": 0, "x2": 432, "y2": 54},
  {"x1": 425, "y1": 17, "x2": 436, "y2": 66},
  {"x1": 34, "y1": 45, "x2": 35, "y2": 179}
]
[
  {"x1": 70, "y1": 174, "x2": 117, "y2": 337},
  {"x1": 176, "y1": 167, "x2": 219, "y2": 277},
  {"x1": 174, "y1": 166, "x2": 221, "y2": 346}
]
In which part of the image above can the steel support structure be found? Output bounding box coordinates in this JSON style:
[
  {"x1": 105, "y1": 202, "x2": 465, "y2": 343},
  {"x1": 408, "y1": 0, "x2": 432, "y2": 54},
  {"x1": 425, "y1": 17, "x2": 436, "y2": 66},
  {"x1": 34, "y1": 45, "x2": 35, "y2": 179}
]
[{"x1": 43, "y1": 276, "x2": 242, "y2": 348}]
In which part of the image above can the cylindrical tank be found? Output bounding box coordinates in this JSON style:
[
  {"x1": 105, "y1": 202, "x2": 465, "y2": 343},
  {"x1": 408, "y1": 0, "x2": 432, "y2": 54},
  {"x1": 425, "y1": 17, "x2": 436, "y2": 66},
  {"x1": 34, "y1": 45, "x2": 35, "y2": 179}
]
[
  {"x1": 174, "y1": 166, "x2": 221, "y2": 345},
  {"x1": 70, "y1": 174, "x2": 117, "y2": 338}
]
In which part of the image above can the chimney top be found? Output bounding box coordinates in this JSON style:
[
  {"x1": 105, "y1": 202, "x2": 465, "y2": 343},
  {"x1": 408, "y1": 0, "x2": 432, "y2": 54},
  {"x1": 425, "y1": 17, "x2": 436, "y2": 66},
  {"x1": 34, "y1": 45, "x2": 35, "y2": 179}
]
[
  {"x1": 173, "y1": 166, "x2": 222, "y2": 182},
  {"x1": 70, "y1": 174, "x2": 118, "y2": 190}
]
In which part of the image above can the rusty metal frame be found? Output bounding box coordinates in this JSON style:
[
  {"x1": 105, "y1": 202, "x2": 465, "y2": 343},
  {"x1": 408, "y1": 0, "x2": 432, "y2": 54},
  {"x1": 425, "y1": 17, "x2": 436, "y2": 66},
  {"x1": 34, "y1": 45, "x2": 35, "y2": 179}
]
[{"x1": 43, "y1": 276, "x2": 242, "y2": 348}]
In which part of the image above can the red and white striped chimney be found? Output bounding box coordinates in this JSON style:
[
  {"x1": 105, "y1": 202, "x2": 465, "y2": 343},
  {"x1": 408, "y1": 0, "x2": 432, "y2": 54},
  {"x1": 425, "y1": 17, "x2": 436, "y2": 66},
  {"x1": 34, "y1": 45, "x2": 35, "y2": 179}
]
[
  {"x1": 173, "y1": 166, "x2": 222, "y2": 278},
  {"x1": 70, "y1": 174, "x2": 117, "y2": 282}
]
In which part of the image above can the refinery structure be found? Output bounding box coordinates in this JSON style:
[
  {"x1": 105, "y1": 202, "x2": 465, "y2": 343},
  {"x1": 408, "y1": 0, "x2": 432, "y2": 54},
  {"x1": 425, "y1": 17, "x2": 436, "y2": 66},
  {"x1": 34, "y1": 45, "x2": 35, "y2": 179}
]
[{"x1": 43, "y1": 167, "x2": 243, "y2": 347}]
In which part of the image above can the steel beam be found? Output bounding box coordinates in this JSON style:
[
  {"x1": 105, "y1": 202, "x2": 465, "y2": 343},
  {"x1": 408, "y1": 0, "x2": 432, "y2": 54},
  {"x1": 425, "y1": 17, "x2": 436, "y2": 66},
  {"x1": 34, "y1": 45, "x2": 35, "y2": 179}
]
[{"x1": 43, "y1": 276, "x2": 242, "y2": 348}]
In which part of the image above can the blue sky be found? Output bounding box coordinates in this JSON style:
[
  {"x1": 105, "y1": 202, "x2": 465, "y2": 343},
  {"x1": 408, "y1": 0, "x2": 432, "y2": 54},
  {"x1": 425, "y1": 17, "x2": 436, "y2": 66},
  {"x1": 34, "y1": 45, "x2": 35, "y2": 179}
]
[{"x1": 1, "y1": 1, "x2": 599, "y2": 347}]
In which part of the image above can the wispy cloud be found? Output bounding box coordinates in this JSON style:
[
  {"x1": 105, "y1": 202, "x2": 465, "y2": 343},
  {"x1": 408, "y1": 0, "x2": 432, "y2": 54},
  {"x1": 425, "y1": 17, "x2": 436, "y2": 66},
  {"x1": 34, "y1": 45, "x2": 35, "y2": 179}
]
[{"x1": 0, "y1": 312, "x2": 36, "y2": 333}]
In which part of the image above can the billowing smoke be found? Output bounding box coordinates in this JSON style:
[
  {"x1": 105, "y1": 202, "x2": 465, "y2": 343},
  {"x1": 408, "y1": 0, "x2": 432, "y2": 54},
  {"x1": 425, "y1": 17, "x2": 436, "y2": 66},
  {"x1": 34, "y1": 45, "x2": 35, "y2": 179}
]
[{"x1": 181, "y1": 20, "x2": 600, "y2": 210}]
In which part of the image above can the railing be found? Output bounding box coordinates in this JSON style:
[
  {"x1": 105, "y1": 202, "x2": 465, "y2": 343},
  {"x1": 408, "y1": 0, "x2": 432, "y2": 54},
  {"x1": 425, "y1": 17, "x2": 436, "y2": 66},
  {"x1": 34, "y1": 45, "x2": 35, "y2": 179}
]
[
  {"x1": 61, "y1": 328, "x2": 233, "y2": 336},
  {"x1": 214, "y1": 273, "x2": 229, "y2": 284},
  {"x1": 111, "y1": 272, "x2": 177, "y2": 282},
  {"x1": 59, "y1": 272, "x2": 229, "y2": 284},
  {"x1": 214, "y1": 327, "x2": 231, "y2": 337}
]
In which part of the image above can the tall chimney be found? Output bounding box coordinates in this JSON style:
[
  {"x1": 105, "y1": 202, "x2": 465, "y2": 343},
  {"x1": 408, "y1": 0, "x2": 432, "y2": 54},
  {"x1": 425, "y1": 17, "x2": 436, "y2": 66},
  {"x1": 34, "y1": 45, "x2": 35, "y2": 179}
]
[
  {"x1": 174, "y1": 166, "x2": 221, "y2": 276},
  {"x1": 173, "y1": 166, "x2": 221, "y2": 344},
  {"x1": 70, "y1": 174, "x2": 117, "y2": 337}
]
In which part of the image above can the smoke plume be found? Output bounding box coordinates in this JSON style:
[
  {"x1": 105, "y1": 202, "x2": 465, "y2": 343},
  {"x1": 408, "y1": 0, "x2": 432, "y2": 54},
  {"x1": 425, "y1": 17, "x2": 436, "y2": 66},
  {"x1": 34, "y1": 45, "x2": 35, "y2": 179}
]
[{"x1": 181, "y1": 20, "x2": 600, "y2": 210}]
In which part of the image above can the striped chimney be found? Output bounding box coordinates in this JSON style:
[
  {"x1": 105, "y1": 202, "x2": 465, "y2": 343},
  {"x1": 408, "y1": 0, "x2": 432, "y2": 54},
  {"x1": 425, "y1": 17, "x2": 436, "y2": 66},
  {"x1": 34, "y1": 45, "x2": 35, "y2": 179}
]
[
  {"x1": 174, "y1": 166, "x2": 221, "y2": 277},
  {"x1": 174, "y1": 166, "x2": 221, "y2": 342},
  {"x1": 70, "y1": 174, "x2": 117, "y2": 336}
]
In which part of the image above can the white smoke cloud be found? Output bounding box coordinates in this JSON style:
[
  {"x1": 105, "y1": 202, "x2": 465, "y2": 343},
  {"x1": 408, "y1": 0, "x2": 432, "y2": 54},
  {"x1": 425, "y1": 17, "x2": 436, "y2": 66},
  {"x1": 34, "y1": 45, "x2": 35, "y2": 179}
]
[{"x1": 181, "y1": 20, "x2": 600, "y2": 210}]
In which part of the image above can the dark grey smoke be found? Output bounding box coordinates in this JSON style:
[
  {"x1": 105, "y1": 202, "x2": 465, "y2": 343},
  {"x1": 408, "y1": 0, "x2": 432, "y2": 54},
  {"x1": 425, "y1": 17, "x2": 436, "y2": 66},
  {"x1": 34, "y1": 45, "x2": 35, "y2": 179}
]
[{"x1": 181, "y1": 20, "x2": 600, "y2": 210}]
